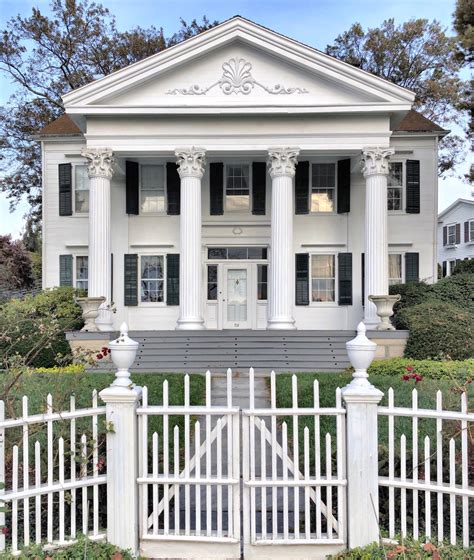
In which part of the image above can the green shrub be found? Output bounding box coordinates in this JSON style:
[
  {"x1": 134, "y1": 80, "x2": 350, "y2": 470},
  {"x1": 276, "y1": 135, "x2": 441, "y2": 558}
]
[
  {"x1": 368, "y1": 357, "x2": 474, "y2": 381},
  {"x1": 34, "y1": 364, "x2": 86, "y2": 374},
  {"x1": 389, "y1": 281, "x2": 433, "y2": 329},
  {"x1": 431, "y1": 272, "x2": 474, "y2": 310},
  {"x1": 452, "y1": 258, "x2": 474, "y2": 275},
  {"x1": 328, "y1": 540, "x2": 474, "y2": 559},
  {"x1": 0, "y1": 287, "x2": 83, "y2": 369},
  {"x1": 398, "y1": 301, "x2": 474, "y2": 360}
]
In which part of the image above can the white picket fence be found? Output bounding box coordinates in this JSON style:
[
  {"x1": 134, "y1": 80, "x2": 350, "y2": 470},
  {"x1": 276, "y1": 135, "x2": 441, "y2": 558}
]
[
  {"x1": 0, "y1": 392, "x2": 107, "y2": 555},
  {"x1": 0, "y1": 323, "x2": 473, "y2": 558}
]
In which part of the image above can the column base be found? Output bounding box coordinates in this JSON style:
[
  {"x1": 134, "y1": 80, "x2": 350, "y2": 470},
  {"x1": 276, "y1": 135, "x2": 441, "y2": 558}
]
[
  {"x1": 267, "y1": 318, "x2": 297, "y2": 330},
  {"x1": 175, "y1": 318, "x2": 206, "y2": 330}
]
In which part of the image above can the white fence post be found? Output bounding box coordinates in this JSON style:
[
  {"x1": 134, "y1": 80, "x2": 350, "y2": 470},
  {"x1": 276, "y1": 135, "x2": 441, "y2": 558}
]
[
  {"x1": 342, "y1": 322, "x2": 383, "y2": 549},
  {"x1": 99, "y1": 323, "x2": 141, "y2": 555}
]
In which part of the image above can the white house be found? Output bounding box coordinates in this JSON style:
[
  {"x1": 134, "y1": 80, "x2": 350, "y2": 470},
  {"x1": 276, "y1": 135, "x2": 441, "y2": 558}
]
[
  {"x1": 438, "y1": 198, "x2": 474, "y2": 276},
  {"x1": 40, "y1": 16, "x2": 447, "y2": 332}
]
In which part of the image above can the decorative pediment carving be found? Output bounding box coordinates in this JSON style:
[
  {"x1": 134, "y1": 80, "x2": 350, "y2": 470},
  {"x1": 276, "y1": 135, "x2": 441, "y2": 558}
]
[{"x1": 167, "y1": 57, "x2": 309, "y2": 96}]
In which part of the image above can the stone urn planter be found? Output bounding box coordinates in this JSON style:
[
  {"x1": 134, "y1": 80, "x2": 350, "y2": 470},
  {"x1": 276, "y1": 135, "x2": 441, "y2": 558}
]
[
  {"x1": 368, "y1": 294, "x2": 401, "y2": 331},
  {"x1": 75, "y1": 296, "x2": 105, "y2": 332}
]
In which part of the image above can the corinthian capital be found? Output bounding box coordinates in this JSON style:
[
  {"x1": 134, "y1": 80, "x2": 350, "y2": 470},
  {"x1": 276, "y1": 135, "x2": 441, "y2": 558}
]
[
  {"x1": 361, "y1": 147, "x2": 395, "y2": 178},
  {"x1": 175, "y1": 147, "x2": 206, "y2": 179},
  {"x1": 81, "y1": 148, "x2": 115, "y2": 179},
  {"x1": 267, "y1": 147, "x2": 300, "y2": 178}
]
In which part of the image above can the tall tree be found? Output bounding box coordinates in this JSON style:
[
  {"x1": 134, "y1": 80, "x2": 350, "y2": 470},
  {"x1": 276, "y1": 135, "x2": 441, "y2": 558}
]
[
  {"x1": 453, "y1": 0, "x2": 474, "y2": 64},
  {"x1": 0, "y1": 235, "x2": 34, "y2": 290},
  {"x1": 326, "y1": 19, "x2": 469, "y2": 176},
  {"x1": 0, "y1": 0, "x2": 217, "y2": 221}
]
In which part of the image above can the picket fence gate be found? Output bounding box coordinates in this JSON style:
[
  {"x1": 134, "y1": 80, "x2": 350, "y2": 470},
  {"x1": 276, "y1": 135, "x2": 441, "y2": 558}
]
[{"x1": 1, "y1": 323, "x2": 473, "y2": 559}]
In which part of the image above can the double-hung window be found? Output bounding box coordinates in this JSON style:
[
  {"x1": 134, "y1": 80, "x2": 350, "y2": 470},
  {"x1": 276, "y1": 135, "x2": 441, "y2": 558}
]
[
  {"x1": 387, "y1": 162, "x2": 403, "y2": 211},
  {"x1": 469, "y1": 220, "x2": 474, "y2": 242},
  {"x1": 311, "y1": 254, "x2": 336, "y2": 302},
  {"x1": 140, "y1": 165, "x2": 165, "y2": 214},
  {"x1": 225, "y1": 164, "x2": 250, "y2": 212},
  {"x1": 447, "y1": 224, "x2": 457, "y2": 245},
  {"x1": 311, "y1": 163, "x2": 336, "y2": 213},
  {"x1": 76, "y1": 256, "x2": 88, "y2": 292},
  {"x1": 388, "y1": 254, "x2": 403, "y2": 286},
  {"x1": 74, "y1": 165, "x2": 90, "y2": 214},
  {"x1": 140, "y1": 255, "x2": 164, "y2": 303}
]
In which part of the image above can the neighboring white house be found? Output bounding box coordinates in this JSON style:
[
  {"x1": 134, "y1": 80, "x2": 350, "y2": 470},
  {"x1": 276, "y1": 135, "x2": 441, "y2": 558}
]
[
  {"x1": 438, "y1": 198, "x2": 474, "y2": 276},
  {"x1": 39, "y1": 16, "x2": 447, "y2": 332}
]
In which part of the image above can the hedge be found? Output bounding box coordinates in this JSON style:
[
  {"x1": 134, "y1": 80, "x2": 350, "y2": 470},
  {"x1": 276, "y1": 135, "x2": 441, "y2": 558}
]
[
  {"x1": 328, "y1": 540, "x2": 474, "y2": 559},
  {"x1": 368, "y1": 357, "x2": 474, "y2": 381}
]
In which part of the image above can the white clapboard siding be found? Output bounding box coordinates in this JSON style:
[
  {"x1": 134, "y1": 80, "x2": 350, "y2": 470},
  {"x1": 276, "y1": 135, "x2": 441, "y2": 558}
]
[
  {"x1": 378, "y1": 387, "x2": 473, "y2": 547},
  {"x1": 0, "y1": 392, "x2": 107, "y2": 554}
]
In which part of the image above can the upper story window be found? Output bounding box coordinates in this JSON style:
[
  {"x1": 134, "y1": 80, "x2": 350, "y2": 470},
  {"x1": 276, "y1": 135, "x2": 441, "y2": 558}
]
[
  {"x1": 225, "y1": 164, "x2": 250, "y2": 212},
  {"x1": 388, "y1": 162, "x2": 403, "y2": 211},
  {"x1": 140, "y1": 165, "x2": 165, "y2": 214},
  {"x1": 311, "y1": 254, "x2": 336, "y2": 302},
  {"x1": 74, "y1": 165, "x2": 90, "y2": 214},
  {"x1": 389, "y1": 254, "x2": 403, "y2": 286},
  {"x1": 76, "y1": 256, "x2": 89, "y2": 292},
  {"x1": 311, "y1": 163, "x2": 336, "y2": 213},
  {"x1": 447, "y1": 224, "x2": 457, "y2": 245},
  {"x1": 140, "y1": 255, "x2": 164, "y2": 303}
]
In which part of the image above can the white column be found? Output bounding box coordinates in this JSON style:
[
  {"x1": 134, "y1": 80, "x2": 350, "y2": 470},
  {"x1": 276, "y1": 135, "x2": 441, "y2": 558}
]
[
  {"x1": 267, "y1": 147, "x2": 300, "y2": 330},
  {"x1": 362, "y1": 147, "x2": 394, "y2": 328},
  {"x1": 175, "y1": 147, "x2": 206, "y2": 330},
  {"x1": 81, "y1": 148, "x2": 115, "y2": 331}
]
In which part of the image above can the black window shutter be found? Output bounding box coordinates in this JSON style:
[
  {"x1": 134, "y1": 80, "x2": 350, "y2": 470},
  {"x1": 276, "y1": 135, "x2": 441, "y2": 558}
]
[
  {"x1": 455, "y1": 223, "x2": 461, "y2": 245},
  {"x1": 443, "y1": 226, "x2": 447, "y2": 246},
  {"x1": 210, "y1": 162, "x2": 224, "y2": 215},
  {"x1": 337, "y1": 159, "x2": 351, "y2": 214},
  {"x1": 465, "y1": 221, "x2": 470, "y2": 242},
  {"x1": 126, "y1": 161, "x2": 139, "y2": 215},
  {"x1": 406, "y1": 160, "x2": 420, "y2": 214},
  {"x1": 338, "y1": 252, "x2": 352, "y2": 305},
  {"x1": 361, "y1": 253, "x2": 365, "y2": 305},
  {"x1": 59, "y1": 254, "x2": 73, "y2": 286},
  {"x1": 124, "y1": 254, "x2": 138, "y2": 306},
  {"x1": 166, "y1": 254, "x2": 180, "y2": 306},
  {"x1": 405, "y1": 252, "x2": 419, "y2": 283},
  {"x1": 295, "y1": 161, "x2": 309, "y2": 215},
  {"x1": 442, "y1": 261, "x2": 447, "y2": 277},
  {"x1": 252, "y1": 162, "x2": 266, "y2": 215},
  {"x1": 295, "y1": 253, "x2": 310, "y2": 305},
  {"x1": 166, "y1": 162, "x2": 180, "y2": 215},
  {"x1": 58, "y1": 164, "x2": 72, "y2": 216}
]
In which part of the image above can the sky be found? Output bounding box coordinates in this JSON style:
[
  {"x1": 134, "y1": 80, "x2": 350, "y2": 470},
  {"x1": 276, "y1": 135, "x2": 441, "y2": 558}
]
[{"x1": 0, "y1": 0, "x2": 472, "y2": 237}]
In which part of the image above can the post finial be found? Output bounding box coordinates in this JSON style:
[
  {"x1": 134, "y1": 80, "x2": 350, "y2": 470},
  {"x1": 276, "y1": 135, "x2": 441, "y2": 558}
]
[
  {"x1": 357, "y1": 321, "x2": 366, "y2": 336},
  {"x1": 120, "y1": 322, "x2": 129, "y2": 337}
]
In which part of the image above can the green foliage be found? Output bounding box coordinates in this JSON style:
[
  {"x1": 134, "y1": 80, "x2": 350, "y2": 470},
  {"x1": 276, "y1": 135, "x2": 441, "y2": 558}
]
[
  {"x1": 0, "y1": 234, "x2": 34, "y2": 290},
  {"x1": 367, "y1": 357, "x2": 474, "y2": 381},
  {"x1": 0, "y1": 287, "x2": 83, "y2": 369},
  {"x1": 389, "y1": 281, "x2": 433, "y2": 328},
  {"x1": 431, "y1": 272, "x2": 474, "y2": 309},
  {"x1": 328, "y1": 539, "x2": 474, "y2": 559},
  {"x1": 34, "y1": 364, "x2": 86, "y2": 374},
  {"x1": 398, "y1": 300, "x2": 474, "y2": 360},
  {"x1": 452, "y1": 258, "x2": 474, "y2": 275},
  {"x1": 0, "y1": 534, "x2": 138, "y2": 559}
]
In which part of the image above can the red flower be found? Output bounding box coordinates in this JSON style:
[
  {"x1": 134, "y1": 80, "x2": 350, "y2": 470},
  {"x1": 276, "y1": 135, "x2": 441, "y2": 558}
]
[
  {"x1": 406, "y1": 365, "x2": 414, "y2": 372},
  {"x1": 1, "y1": 527, "x2": 8, "y2": 535},
  {"x1": 96, "y1": 353, "x2": 103, "y2": 360},
  {"x1": 402, "y1": 374, "x2": 410, "y2": 381},
  {"x1": 414, "y1": 374, "x2": 423, "y2": 383}
]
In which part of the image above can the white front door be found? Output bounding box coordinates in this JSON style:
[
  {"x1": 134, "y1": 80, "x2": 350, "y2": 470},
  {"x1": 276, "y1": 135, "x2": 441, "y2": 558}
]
[{"x1": 223, "y1": 264, "x2": 251, "y2": 329}]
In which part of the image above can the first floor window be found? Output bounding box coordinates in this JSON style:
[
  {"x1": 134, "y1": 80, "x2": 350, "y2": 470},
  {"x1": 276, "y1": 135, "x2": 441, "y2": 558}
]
[
  {"x1": 140, "y1": 255, "x2": 164, "y2": 302},
  {"x1": 387, "y1": 162, "x2": 403, "y2": 211},
  {"x1": 469, "y1": 220, "x2": 474, "y2": 242},
  {"x1": 311, "y1": 254, "x2": 335, "y2": 302},
  {"x1": 76, "y1": 256, "x2": 88, "y2": 292},
  {"x1": 75, "y1": 165, "x2": 89, "y2": 213},
  {"x1": 389, "y1": 254, "x2": 403, "y2": 286},
  {"x1": 311, "y1": 163, "x2": 336, "y2": 213},
  {"x1": 207, "y1": 265, "x2": 218, "y2": 300},
  {"x1": 449, "y1": 259, "x2": 457, "y2": 275},
  {"x1": 226, "y1": 164, "x2": 250, "y2": 212},
  {"x1": 257, "y1": 264, "x2": 268, "y2": 300},
  {"x1": 141, "y1": 165, "x2": 165, "y2": 213},
  {"x1": 447, "y1": 224, "x2": 457, "y2": 245}
]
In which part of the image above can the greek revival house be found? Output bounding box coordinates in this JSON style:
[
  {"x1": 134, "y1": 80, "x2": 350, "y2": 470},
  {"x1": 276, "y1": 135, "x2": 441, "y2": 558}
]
[{"x1": 40, "y1": 16, "x2": 447, "y2": 333}]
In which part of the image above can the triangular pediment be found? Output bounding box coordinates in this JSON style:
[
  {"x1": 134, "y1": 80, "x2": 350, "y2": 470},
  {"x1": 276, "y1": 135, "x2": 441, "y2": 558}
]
[{"x1": 64, "y1": 17, "x2": 414, "y2": 114}]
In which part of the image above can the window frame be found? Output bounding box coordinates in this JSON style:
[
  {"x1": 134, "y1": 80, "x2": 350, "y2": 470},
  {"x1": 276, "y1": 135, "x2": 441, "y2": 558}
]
[
  {"x1": 138, "y1": 253, "x2": 167, "y2": 306},
  {"x1": 446, "y1": 223, "x2": 457, "y2": 246},
  {"x1": 207, "y1": 264, "x2": 218, "y2": 302},
  {"x1": 309, "y1": 162, "x2": 338, "y2": 215},
  {"x1": 257, "y1": 263, "x2": 268, "y2": 301},
  {"x1": 387, "y1": 160, "x2": 405, "y2": 213},
  {"x1": 73, "y1": 255, "x2": 89, "y2": 293},
  {"x1": 469, "y1": 220, "x2": 474, "y2": 243},
  {"x1": 224, "y1": 162, "x2": 252, "y2": 214},
  {"x1": 309, "y1": 253, "x2": 338, "y2": 305},
  {"x1": 388, "y1": 252, "x2": 404, "y2": 286},
  {"x1": 448, "y1": 259, "x2": 457, "y2": 276},
  {"x1": 72, "y1": 163, "x2": 90, "y2": 216},
  {"x1": 139, "y1": 163, "x2": 167, "y2": 216}
]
